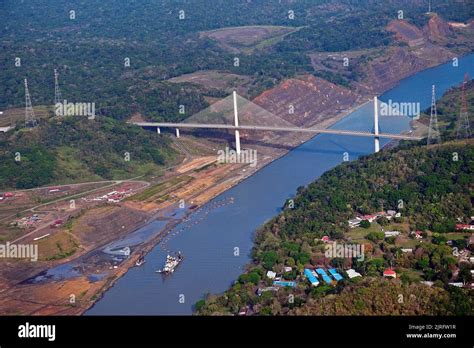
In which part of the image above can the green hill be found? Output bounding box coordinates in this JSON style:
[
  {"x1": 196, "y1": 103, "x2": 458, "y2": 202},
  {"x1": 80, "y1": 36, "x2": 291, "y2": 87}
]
[{"x1": 0, "y1": 117, "x2": 177, "y2": 189}]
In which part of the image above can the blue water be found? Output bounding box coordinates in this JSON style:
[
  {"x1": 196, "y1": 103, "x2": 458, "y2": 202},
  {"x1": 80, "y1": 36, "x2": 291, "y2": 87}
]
[{"x1": 87, "y1": 53, "x2": 474, "y2": 315}]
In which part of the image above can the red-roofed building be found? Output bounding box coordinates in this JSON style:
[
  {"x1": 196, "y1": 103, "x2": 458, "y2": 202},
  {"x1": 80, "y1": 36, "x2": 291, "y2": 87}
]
[
  {"x1": 321, "y1": 236, "x2": 330, "y2": 243},
  {"x1": 383, "y1": 268, "x2": 397, "y2": 278},
  {"x1": 456, "y1": 224, "x2": 474, "y2": 231},
  {"x1": 3, "y1": 192, "x2": 14, "y2": 198},
  {"x1": 363, "y1": 215, "x2": 377, "y2": 222},
  {"x1": 50, "y1": 219, "x2": 63, "y2": 228}
]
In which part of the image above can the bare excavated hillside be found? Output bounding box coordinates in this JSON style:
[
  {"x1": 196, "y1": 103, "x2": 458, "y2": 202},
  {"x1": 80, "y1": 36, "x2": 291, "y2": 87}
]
[
  {"x1": 424, "y1": 14, "x2": 454, "y2": 43},
  {"x1": 253, "y1": 75, "x2": 360, "y2": 127}
]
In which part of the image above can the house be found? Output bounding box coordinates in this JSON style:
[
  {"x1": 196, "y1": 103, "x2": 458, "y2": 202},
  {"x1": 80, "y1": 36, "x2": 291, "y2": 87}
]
[
  {"x1": 411, "y1": 231, "x2": 423, "y2": 239},
  {"x1": 455, "y1": 224, "x2": 474, "y2": 231},
  {"x1": 304, "y1": 269, "x2": 320, "y2": 287},
  {"x1": 238, "y1": 306, "x2": 249, "y2": 316},
  {"x1": 383, "y1": 268, "x2": 397, "y2": 278},
  {"x1": 384, "y1": 231, "x2": 401, "y2": 238},
  {"x1": 3, "y1": 192, "x2": 14, "y2": 198},
  {"x1": 387, "y1": 210, "x2": 397, "y2": 217},
  {"x1": 420, "y1": 281, "x2": 434, "y2": 287},
  {"x1": 348, "y1": 218, "x2": 361, "y2": 228},
  {"x1": 266, "y1": 271, "x2": 276, "y2": 279},
  {"x1": 363, "y1": 215, "x2": 377, "y2": 222},
  {"x1": 50, "y1": 219, "x2": 63, "y2": 228},
  {"x1": 321, "y1": 236, "x2": 330, "y2": 243},
  {"x1": 401, "y1": 248, "x2": 413, "y2": 253},
  {"x1": 346, "y1": 269, "x2": 362, "y2": 279},
  {"x1": 283, "y1": 266, "x2": 292, "y2": 273}
]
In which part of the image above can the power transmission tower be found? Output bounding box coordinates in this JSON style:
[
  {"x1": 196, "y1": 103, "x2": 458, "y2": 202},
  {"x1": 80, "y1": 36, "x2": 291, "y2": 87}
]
[
  {"x1": 456, "y1": 73, "x2": 471, "y2": 139},
  {"x1": 427, "y1": 84, "x2": 440, "y2": 144},
  {"x1": 54, "y1": 69, "x2": 62, "y2": 106},
  {"x1": 24, "y1": 78, "x2": 37, "y2": 127}
]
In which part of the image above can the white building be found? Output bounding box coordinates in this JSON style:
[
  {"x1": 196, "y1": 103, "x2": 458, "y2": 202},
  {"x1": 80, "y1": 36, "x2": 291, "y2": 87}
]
[
  {"x1": 384, "y1": 231, "x2": 401, "y2": 237},
  {"x1": 346, "y1": 269, "x2": 362, "y2": 279},
  {"x1": 266, "y1": 271, "x2": 276, "y2": 279}
]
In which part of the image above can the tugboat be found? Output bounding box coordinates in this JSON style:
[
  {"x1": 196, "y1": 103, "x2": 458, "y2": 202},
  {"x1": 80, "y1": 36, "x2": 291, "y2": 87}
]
[
  {"x1": 135, "y1": 253, "x2": 146, "y2": 267},
  {"x1": 156, "y1": 252, "x2": 183, "y2": 274}
]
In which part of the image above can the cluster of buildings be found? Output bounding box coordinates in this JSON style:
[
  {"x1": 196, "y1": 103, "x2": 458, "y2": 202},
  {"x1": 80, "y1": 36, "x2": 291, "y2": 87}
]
[
  {"x1": 262, "y1": 266, "x2": 363, "y2": 291},
  {"x1": 303, "y1": 268, "x2": 344, "y2": 286},
  {"x1": 348, "y1": 210, "x2": 401, "y2": 228},
  {"x1": 82, "y1": 188, "x2": 133, "y2": 204},
  {"x1": 10, "y1": 214, "x2": 42, "y2": 229}
]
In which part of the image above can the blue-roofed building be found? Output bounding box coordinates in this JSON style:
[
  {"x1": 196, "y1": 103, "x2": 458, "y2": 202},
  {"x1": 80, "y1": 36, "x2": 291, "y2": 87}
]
[
  {"x1": 328, "y1": 268, "x2": 343, "y2": 282},
  {"x1": 304, "y1": 269, "x2": 319, "y2": 286},
  {"x1": 316, "y1": 268, "x2": 328, "y2": 276},
  {"x1": 273, "y1": 280, "x2": 296, "y2": 288},
  {"x1": 316, "y1": 268, "x2": 335, "y2": 284},
  {"x1": 321, "y1": 275, "x2": 332, "y2": 284}
]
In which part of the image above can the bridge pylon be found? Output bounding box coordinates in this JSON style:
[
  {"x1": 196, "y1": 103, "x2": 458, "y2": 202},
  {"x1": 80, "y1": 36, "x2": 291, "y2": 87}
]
[
  {"x1": 374, "y1": 96, "x2": 380, "y2": 153},
  {"x1": 233, "y1": 91, "x2": 241, "y2": 155}
]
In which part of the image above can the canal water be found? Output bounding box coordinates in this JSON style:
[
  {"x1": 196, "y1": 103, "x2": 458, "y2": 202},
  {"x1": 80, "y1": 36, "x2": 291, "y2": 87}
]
[{"x1": 87, "y1": 53, "x2": 474, "y2": 315}]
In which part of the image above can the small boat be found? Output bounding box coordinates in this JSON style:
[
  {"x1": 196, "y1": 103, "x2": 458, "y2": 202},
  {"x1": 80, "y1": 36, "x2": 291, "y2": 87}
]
[
  {"x1": 135, "y1": 254, "x2": 146, "y2": 266},
  {"x1": 156, "y1": 252, "x2": 183, "y2": 274}
]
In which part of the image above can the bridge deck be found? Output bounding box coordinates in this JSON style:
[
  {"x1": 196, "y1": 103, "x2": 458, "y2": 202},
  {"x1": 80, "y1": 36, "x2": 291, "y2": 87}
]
[{"x1": 131, "y1": 122, "x2": 423, "y2": 141}]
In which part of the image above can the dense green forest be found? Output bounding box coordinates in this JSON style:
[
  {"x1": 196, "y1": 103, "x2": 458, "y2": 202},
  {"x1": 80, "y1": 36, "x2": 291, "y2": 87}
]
[
  {"x1": 0, "y1": 117, "x2": 177, "y2": 189},
  {"x1": 197, "y1": 83, "x2": 474, "y2": 316},
  {"x1": 1, "y1": 0, "x2": 472, "y2": 120}
]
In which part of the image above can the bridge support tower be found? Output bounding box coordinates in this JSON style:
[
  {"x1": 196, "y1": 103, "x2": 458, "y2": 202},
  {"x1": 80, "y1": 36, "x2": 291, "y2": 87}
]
[
  {"x1": 374, "y1": 96, "x2": 380, "y2": 153},
  {"x1": 233, "y1": 91, "x2": 241, "y2": 155}
]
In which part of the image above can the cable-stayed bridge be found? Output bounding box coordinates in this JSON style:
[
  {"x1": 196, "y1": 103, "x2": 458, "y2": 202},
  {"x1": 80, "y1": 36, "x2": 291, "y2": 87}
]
[{"x1": 130, "y1": 92, "x2": 424, "y2": 153}]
